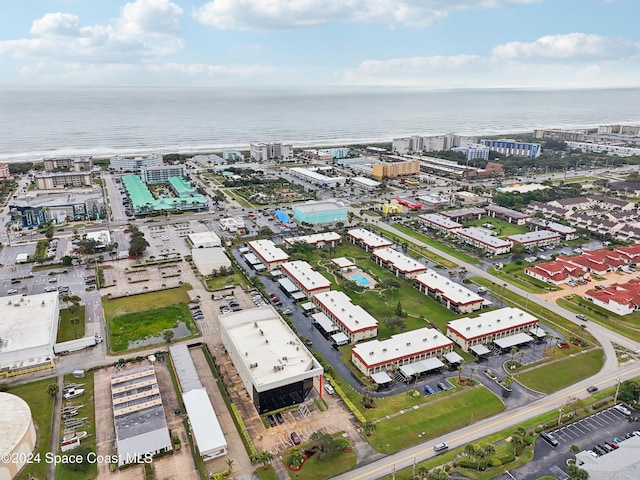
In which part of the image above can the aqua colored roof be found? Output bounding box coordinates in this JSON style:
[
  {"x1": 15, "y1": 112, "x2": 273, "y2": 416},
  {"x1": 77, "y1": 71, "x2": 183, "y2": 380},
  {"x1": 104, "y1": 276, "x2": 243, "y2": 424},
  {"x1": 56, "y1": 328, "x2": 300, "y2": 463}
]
[{"x1": 122, "y1": 175, "x2": 207, "y2": 212}]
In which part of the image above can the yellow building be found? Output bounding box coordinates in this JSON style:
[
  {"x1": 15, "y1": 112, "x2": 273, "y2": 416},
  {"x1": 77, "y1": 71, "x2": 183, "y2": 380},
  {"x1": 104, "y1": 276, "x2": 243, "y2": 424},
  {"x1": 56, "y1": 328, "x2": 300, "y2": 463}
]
[
  {"x1": 380, "y1": 202, "x2": 403, "y2": 214},
  {"x1": 372, "y1": 159, "x2": 420, "y2": 180}
]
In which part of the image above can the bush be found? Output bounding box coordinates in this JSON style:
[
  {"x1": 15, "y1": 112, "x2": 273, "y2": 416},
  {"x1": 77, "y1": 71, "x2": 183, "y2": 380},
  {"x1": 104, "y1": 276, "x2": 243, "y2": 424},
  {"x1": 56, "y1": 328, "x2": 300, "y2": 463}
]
[{"x1": 490, "y1": 458, "x2": 502, "y2": 468}]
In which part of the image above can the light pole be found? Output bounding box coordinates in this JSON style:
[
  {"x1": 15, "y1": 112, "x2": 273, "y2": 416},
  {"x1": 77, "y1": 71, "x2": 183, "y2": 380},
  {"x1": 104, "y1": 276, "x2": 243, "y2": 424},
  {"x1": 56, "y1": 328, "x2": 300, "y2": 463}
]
[
  {"x1": 557, "y1": 407, "x2": 564, "y2": 426},
  {"x1": 614, "y1": 377, "x2": 622, "y2": 404}
]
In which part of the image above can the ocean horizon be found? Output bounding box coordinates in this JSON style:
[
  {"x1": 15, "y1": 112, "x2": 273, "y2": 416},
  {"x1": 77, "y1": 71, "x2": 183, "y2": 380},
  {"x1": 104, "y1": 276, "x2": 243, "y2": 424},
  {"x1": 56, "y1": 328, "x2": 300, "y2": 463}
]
[{"x1": 1, "y1": 85, "x2": 639, "y2": 163}]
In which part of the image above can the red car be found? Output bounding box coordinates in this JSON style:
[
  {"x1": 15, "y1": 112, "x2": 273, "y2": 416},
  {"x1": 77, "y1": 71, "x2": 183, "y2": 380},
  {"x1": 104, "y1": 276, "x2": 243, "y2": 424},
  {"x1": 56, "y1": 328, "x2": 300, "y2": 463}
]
[{"x1": 290, "y1": 432, "x2": 301, "y2": 445}]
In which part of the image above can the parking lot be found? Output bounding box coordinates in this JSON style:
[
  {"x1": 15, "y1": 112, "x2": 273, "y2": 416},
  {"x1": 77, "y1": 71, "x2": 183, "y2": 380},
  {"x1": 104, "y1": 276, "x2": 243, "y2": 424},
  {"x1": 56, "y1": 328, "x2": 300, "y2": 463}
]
[{"x1": 504, "y1": 405, "x2": 640, "y2": 480}]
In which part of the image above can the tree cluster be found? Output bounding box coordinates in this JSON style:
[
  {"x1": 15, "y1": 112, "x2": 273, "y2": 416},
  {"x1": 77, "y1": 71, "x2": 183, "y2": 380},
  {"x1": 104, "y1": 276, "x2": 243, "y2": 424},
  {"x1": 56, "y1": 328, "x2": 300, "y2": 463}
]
[{"x1": 128, "y1": 226, "x2": 149, "y2": 257}]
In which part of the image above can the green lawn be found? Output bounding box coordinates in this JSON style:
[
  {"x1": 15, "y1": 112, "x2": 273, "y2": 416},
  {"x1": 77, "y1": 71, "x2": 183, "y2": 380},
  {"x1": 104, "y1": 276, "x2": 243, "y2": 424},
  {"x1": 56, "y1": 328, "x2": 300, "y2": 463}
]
[
  {"x1": 12, "y1": 378, "x2": 56, "y2": 480},
  {"x1": 487, "y1": 265, "x2": 560, "y2": 294},
  {"x1": 291, "y1": 448, "x2": 357, "y2": 480},
  {"x1": 464, "y1": 217, "x2": 529, "y2": 237},
  {"x1": 108, "y1": 303, "x2": 198, "y2": 352},
  {"x1": 56, "y1": 372, "x2": 98, "y2": 480},
  {"x1": 558, "y1": 295, "x2": 640, "y2": 343},
  {"x1": 368, "y1": 387, "x2": 505, "y2": 454},
  {"x1": 102, "y1": 284, "x2": 192, "y2": 318},
  {"x1": 56, "y1": 306, "x2": 87, "y2": 342},
  {"x1": 390, "y1": 223, "x2": 477, "y2": 265},
  {"x1": 515, "y1": 349, "x2": 605, "y2": 393},
  {"x1": 254, "y1": 466, "x2": 278, "y2": 480},
  {"x1": 221, "y1": 188, "x2": 253, "y2": 208}
]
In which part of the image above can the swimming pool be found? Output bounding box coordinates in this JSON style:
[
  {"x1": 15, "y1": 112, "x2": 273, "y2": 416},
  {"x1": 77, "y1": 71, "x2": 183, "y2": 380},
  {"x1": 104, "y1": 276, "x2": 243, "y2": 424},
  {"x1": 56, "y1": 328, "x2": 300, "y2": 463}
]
[{"x1": 350, "y1": 274, "x2": 371, "y2": 286}]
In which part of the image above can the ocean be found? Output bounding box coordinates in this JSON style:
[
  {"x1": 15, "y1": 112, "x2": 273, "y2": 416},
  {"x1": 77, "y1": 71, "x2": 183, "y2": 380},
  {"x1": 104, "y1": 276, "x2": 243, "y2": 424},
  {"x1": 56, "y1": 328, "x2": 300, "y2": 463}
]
[{"x1": 1, "y1": 86, "x2": 639, "y2": 162}]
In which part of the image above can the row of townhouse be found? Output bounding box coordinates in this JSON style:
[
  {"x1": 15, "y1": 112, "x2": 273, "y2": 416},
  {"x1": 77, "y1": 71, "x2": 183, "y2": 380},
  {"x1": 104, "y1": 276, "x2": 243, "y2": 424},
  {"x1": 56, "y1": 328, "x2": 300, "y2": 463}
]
[
  {"x1": 525, "y1": 244, "x2": 640, "y2": 285},
  {"x1": 584, "y1": 278, "x2": 640, "y2": 316}
]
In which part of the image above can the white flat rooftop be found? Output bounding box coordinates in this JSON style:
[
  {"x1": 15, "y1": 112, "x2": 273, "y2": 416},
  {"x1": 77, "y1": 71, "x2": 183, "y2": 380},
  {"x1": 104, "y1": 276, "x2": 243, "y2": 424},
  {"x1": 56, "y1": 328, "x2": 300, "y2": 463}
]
[
  {"x1": 0, "y1": 292, "x2": 59, "y2": 356},
  {"x1": 352, "y1": 328, "x2": 452, "y2": 368},
  {"x1": 281, "y1": 261, "x2": 332, "y2": 292},
  {"x1": 415, "y1": 271, "x2": 484, "y2": 306},
  {"x1": 507, "y1": 230, "x2": 561, "y2": 244},
  {"x1": 373, "y1": 247, "x2": 428, "y2": 274},
  {"x1": 331, "y1": 257, "x2": 355, "y2": 269},
  {"x1": 347, "y1": 228, "x2": 392, "y2": 249},
  {"x1": 182, "y1": 388, "x2": 227, "y2": 457},
  {"x1": 248, "y1": 239, "x2": 290, "y2": 264},
  {"x1": 188, "y1": 231, "x2": 221, "y2": 246},
  {"x1": 313, "y1": 290, "x2": 378, "y2": 333},
  {"x1": 284, "y1": 232, "x2": 341, "y2": 246},
  {"x1": 352, "y1": 176, "x2": 381, "y2": 187},
  {"x1": 220, "y1": 306, "x2": 320, "y2": 389},
  {"x1": 418, "y1": 213, "x2": 463, "y2": 230},
  {"x1": 457, "y1": 228, "x2": 513, "y2": 248},
  {"x1": 447, "y1": 307, "x2": 537, "y2": 341}
]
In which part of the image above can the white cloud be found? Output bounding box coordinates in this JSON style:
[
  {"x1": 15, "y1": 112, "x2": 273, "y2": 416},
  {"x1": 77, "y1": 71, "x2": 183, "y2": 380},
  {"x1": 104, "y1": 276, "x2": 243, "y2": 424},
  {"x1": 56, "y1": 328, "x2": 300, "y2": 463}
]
[
  {"x1": 345, "y1": 33, "x2": 640, "y2": 88},
  {"x1": 0, "y1": 0, "x2": 184, "y2": 64},
  {"x1": 492, "y1": 33, "x2": 640, "y2": 61},
  {"x1": 194, "y1": 0, "x2": 539, "y2": 31}
]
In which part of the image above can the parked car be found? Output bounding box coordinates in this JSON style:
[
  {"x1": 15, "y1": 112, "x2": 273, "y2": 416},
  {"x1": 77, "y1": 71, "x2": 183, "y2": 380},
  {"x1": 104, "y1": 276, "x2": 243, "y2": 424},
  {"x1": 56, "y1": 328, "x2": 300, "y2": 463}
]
[
  {"x1": 7, "y1": 289, "x2": 18, "y2": 295},
  {"x1": 290, "y1": 432, "x2": 301, "y2": 445},
  {"x1": 266, "y1": 415, "x2": 276, "y2": 427},
  {"x1": 614, "y1": 404, "x2": 632, "y2": 416},
  {"x1": 437, "y1": 382, "x2": 447, "y2": 391},
  {"x1": 424, "y1": 385, "x2": 436, "y2": 395},
  {"x1": 540, "y1": 431, "x2": 558, "y2": 447},
  {"x1": 275, "y1": 412, "x2": 285, "y2": 424}
]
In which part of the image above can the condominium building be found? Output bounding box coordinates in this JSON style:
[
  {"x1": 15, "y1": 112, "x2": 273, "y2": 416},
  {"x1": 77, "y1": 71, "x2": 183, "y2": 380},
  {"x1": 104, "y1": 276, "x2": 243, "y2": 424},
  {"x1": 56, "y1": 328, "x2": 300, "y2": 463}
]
[
  {"x1": 371, "y1": 159, "x2": 420, "y2": 180},
  {"x1": 35, "y1": 171, "x2": 93, "y2": 189},
  {"x1": 249, "y1": 142, "x2": 293, "y2": 162},
  {"x1": 0, "y1": 162, "x2": 10, "y2": 179},
  {"x1": 281, "y1": 261, "x2": 332, "y2": 298},
  {"x1": 140, "y1": 164, "x2": 187, "y2": 183},
  {"x1": 313, "y1": 291, "x2": 378, "y2": 344},
  {"x1": 247, "y1": 239, "x2": 290, "y2": 271},
  {"x1": 414, "y1": 271, "x2": 484, "y2": 314},
  {"x1": 43, "y1": 156, "x2": 93, "y2": 172},
  {"x1": 481, "y1": 139, "x2": 541, "y2": 158},
  {"x1": 110, "y1": 153, "x2": 163, "y2": 172}
]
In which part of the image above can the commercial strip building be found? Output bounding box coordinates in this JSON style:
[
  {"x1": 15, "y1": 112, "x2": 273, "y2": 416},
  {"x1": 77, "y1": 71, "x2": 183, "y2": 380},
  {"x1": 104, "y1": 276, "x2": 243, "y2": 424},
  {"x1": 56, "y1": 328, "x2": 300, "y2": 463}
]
[
  {"x1": 351, "y1": 328, "x2": 454, "y2": 378},
  {"x1": 292, "y1": 201, "x2": 348, "y2": 225},
  {"x1": 43, "y1": 156, "x2": 93, "y2": 172},
  {"x1": 525, "y1": 217, "x2": 578, "y2": 241},
  {"x1": 247, "y1": 239, "x2": 290, "y2": 271},
  {"x1": 507, "y1": 230, "x2": 562, "y2": 249},
  {"x1": 418, "y1": 213, "x2": 463, "y2": 234},
  {"x1": 456, "y1": 228, "x2": 513, "y2": 255},
  {"x1": 110, "y1": 153, "x2": 163, "y2": 172},
  {"x1": 9, "y1": 192, "x2": 105, "y2": 228},
  {"x1": 414, "y1": 271, "x2": 485, "y2": 314},
  {"x1": 446, "y1": 307, "x2": 539, "y2": 352},
  {"x1": 313, "y1": 290, "x2": 378, "y2": 344},
  {"x1": 121, "y1": 174, "x2": 207, "y2": 215},
  {"x1": 110, "y1": 366, "x2": 172, "y2": 465},
  {"x1": 0, "y1": 292, "x2": 59, "y2": 378},
  {"x1": 352, "y1": 177, "x2": 381, "y2": 190},
  {"x1": 169, "y1": 344, "x2": 227, "y2": 460},
  {"x1": 371, "y1": 247, "x2": 428, "y2": 279},
  {"x1": 140, "y1": 164, "x2": 187, "y2": 183},
  {"x1": 35, "y1": 171, "x2": 93, "y2": 189},
  {"x1": 288, "y1": 167, "x2": 346, "y2": 186},
  {"x1": 485, "y1": 205, "x2": 531, "y2": 225},
  {"x1": 220, "y1": 306, "x2": 324, "y2": 413},
  {"x1": 347, "y1": 228, "x2": 393, "y2": 252},
  {"x1": 281, "y1": 261, "x2": 332, "y2": 298},
  {"x1": 575, "y1": 434, "x2": 640, "y2": 480},
  {"x1": 283, "y1": 232, "x2": 342, "y2": 248}
]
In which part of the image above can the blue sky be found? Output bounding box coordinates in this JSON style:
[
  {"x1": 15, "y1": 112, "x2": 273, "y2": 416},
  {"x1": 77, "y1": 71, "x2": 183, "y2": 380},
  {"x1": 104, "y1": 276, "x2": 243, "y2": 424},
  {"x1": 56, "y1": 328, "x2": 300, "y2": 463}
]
[{"x1": 0, "y1": 0, "x2": 638, "y2": 88}]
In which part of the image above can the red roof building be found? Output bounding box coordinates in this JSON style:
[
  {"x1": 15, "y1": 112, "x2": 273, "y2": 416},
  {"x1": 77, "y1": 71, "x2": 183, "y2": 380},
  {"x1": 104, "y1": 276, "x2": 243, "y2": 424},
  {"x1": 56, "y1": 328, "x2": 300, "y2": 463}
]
[{"x1": 584, "y1": 279, "x2": 640, "y2": 316}]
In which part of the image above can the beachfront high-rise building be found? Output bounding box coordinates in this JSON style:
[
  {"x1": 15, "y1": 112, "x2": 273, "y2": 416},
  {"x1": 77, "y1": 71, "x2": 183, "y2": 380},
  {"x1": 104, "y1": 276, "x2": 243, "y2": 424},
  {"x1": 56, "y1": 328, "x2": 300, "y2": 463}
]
[
  {"x1": 392, "y1": 136, "x2": 424, "y2": 155},
  {"x1": 452, "y1": 144, "x2": 490, "y2": 161},
  {"x1": 109, "y1": 153, "x2": 163, "y2": 172},
  {"x1": 249, "y1": 142, "x2": 293, "y2": 162},
  {"x1": 481, "y1": 139, "x2": 541, "y2": 158},
  {"x1": 35, "y1": 171, "x2": 93, "y2": 189},
  {"x1": 140, "y1": 164, "x2": 187, "y2": 184},
  {"x1": 0, "y1": 162, "x2": 10, "y2": 179},
  {"x1": 43, "y1": 156, "x2": 93, "y2": 172}
]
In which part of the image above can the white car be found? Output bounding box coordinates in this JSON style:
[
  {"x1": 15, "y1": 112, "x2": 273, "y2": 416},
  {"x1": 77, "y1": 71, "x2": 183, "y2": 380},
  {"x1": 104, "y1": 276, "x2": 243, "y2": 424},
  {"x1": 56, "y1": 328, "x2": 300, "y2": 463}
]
[{"x1": 614, "y1": 404, "x2": 631, "y2": 416}]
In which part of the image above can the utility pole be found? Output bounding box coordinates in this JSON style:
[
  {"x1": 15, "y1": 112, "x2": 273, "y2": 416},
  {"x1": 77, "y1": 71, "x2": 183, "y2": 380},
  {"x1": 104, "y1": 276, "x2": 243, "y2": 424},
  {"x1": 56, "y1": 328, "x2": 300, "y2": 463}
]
[{"x1": 614, "y1": 377, "x2": 622, "y2": 404}]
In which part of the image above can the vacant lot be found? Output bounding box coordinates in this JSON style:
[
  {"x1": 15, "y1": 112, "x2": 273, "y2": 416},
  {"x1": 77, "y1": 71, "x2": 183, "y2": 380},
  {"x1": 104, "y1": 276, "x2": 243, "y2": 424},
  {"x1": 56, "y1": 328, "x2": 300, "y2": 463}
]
[{"x1": 102, "y1": 284, "x2": 192, "y2": 318}]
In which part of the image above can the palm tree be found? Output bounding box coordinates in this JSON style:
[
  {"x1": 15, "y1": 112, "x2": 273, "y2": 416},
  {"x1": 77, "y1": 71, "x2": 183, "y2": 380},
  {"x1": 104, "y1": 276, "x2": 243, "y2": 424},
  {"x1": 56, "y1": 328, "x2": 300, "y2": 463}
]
[
  {"x1": 362, "y1": 421, "x2": 377, "y2": 436},
  {"x1": 511, "y1": 434, "x2": 525, "y2": 456},
  {"x1": 417, "y1": 465, "x2": 430, "y2": 479},
  {"x1": 569, "y1": 444, "x2": 581, "y2": 454},
  {"x1": 259, "y1": 451, "x2": 274, "y2": 470},
  {"x1": 464, "y1": 443, "x2": 476, "y2": 463},
  {"x1": 510, "y1": 346, "x2": 518, "y2": 364},
  {"x1": 47, "y1": 383, "x2": 59, "y2": 397},
  {"x1": 225, "y1": 458, "x2": 234, "y2": 471},
  {"x1": 69, "y1": 317, "x2": 80, "y2": 339}
]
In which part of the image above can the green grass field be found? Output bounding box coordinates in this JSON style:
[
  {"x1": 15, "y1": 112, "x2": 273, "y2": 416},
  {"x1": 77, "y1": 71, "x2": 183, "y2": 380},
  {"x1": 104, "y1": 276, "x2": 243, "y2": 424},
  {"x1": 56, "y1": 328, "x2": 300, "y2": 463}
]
[
  {"x1": 464, "y1": 217, "x2": 529, "y2": 237},
  {"x1": 390, "y1": 223, "x2": 478, "y2": 265},
  {"x1": 515, "y1": 349, "x2": 604, "y2": 393},
  {"x1": 108, "y1": 303, "x2": 197, "y2": 352},
  {"x1": 102, "y1": 284, "x2": 192, "y2": 318},
  {"x1": 368, "y1": 387, "x2": 505, "y2": 454},
  {"x1": 291, "y1": 447, "x2": 357, "y2": 480},
  {"x1": 56, "y1": 306, "x2": 87, "y2": 342},
  {"x1": 12, "y1": 378, "x2": 55, "y2": 480},
  {"x1": 487, "y1": 265, "x2": 559, "y2": 294}
]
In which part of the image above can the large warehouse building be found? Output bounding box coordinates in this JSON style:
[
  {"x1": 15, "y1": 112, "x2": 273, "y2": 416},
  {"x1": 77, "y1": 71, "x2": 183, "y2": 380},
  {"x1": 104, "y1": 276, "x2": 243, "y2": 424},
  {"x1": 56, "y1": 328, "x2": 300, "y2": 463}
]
[
  {"x1": 0, "y1": 292, "x2": 59, "y2": 377},
  {"x1": 220, "y1": 306, "x2": 324, "y2": 414},
  {"x1": 0, "y1": 393, "x2": 36, "y2": 480},
  {"x1": 292, "y1": 201, "x2": 348, "y2": 225}
]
